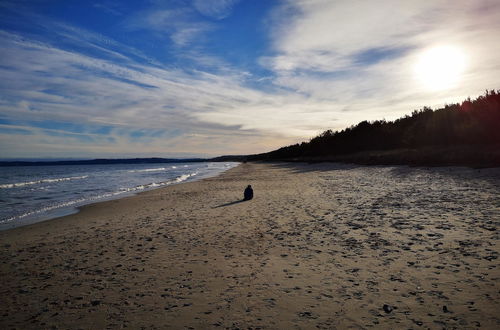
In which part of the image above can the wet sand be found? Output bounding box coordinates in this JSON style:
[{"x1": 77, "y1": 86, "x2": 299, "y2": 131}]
[{"x1": 1, "y1": 162, "x2": 499, "y2": 329}]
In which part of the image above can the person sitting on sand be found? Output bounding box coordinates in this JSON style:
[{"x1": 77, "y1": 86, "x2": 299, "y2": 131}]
[{"x1": 244, "y1": 185, "x2": 253, "y2": 200}]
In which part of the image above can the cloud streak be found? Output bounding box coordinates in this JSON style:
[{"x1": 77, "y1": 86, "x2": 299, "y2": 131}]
[
  {"x1": 259, "y1": 0, "x2": 500, "y2": 121},
  {"x1": 124, "y1": 6, "x2": 214, "y2": 48},
  {"x1": 0, "y1": 25, "x2": 320, "y2": 158},
  {"x1": 193, "y1": 0, "x2": 240, "y2": 19}
]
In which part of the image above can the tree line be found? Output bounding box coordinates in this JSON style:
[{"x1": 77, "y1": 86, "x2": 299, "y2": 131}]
[{"x1": 251, "y1": 90, "x2": 500, "y2": 161}]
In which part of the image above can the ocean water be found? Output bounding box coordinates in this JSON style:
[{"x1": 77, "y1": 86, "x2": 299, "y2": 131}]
[{"x1": 0, "y1": 162, "x2": 238, "y2": 230}]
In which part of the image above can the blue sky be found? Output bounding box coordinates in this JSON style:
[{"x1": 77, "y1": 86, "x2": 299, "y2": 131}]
[{"x1": 1, "y1": 0, "x2": 499, "y2": 158}]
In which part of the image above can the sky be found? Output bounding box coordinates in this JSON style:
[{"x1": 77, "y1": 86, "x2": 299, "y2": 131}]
[{"x1": 0, "y1": 0, "x2": 499, "y2": 159}]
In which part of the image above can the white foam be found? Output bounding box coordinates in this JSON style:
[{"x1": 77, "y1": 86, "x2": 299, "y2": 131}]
[
  {"x1": 0, "y1": 190, "x2": 125, "y2": 225},
  {"x1": 175, "y1": 173, "x2": 194, "y2": 182},
  {"x1": 127, "y1": 167, "x2": 168, "y2": 173},
  {"x1": 1, "y1": 171, "x2": 200, "y2": 225},
  {"x1": 1, "y1": 163, "x2": 245, "y2": 230},
  {"x1": 0, "y1": 175, "x2": 89, "y2": 189},
  {"x1": 120, "y1": 172, "x2": 197, "y2": 193}
]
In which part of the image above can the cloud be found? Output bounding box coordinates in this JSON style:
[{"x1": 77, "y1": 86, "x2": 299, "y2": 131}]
[
  {"x1": 123, "y1": 1, "x2": 239, "y2": 47},
  {"x1": 192, "y1": 0, "x2": 240, "y2": 19},
  {"x1": 170, "y1": 25, "x2": 211, "y2": 47},
  {"x1": 1, "y1": 0, "x2": 499, "y2": 158},
  {"x1": 124, "y1": 7, "x2": 215, "y2": 47},
  {"x1": 92, "y1": 2, "x2": 123, "y2": 16},
  {"x1": 0, "y1": 27, "x2": 313, "y2": 157},
  {"x1": 262, "y1": 0, "x2": 500, "y2": 116}
]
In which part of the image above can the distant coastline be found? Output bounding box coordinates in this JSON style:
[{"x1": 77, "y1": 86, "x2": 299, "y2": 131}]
[
  {"x1": 0, "y1": 156, "x2": 250, "y2": 167},
  {"x1": 0, "y1": 157, "x2": 206, "y2": 167},
  {"x1": 3, "y1": 147, "x2": 499, "y2": 169}
]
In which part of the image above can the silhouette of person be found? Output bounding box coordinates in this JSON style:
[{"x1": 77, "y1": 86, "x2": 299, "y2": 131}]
[{"x1": 243, "y1": 185, "x2": 253, "y2": 200}]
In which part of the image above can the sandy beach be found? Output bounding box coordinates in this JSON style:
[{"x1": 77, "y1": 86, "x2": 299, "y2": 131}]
[{"x1": 1, "y1": 162, "x2": 499, "y2": 329}]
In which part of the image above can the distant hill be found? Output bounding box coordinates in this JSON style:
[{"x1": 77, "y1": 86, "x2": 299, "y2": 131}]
[
  {"x1": 250, "y1": 90, "x2": 500, "y2": 167},
  {"x1": 0, "y1": 156, "x2": 253, "y2": 167},
  {"x1": 0, "y1": 158, "x2": 206, "y2": 167},
  {"x1": 209, "y1": 155, "x2": 249, "y2": 162}
]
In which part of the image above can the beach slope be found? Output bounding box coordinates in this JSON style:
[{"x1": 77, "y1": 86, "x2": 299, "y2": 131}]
[{"x1": 1, "y1": 162, "x2": 499, "y2": 329}]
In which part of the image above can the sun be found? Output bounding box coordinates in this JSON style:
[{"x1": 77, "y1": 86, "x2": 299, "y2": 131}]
[{"x1": 414, "y1": 45, "x2": 466, "y2": 91}]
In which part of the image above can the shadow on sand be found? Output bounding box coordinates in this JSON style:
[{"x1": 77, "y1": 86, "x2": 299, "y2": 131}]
[{"x1": 213, "y1": 199, "x2": 248, "y2": 208}]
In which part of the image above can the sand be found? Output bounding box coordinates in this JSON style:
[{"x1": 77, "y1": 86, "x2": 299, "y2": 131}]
[{"x1": 1, "y1": 162, "x2": 499, "y2": 329}]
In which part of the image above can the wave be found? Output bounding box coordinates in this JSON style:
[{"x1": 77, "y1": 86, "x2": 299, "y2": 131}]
[
  {"x1": 0, "y1": 172, "x2": 198, "y2": 225},
  {"x1": 0, "y1": 175, "x2": 89, "y2": 189},
  {"x1": 120, "y1": 172, "x2": 197, "y2": 192},
  {"x1": 128, "y1": 165, "x2": 179, "y2": 173},
  {"x1": 0, "y1": 191, "x2": 121, "y2": 224},
  {"x1": 128, "y1": 167, "x2": 166, "y2": 173}
]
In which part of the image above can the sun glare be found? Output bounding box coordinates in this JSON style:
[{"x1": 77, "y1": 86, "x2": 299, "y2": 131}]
[{"x1": 414, "y1": 45, "x2": 466, "y2": 91}]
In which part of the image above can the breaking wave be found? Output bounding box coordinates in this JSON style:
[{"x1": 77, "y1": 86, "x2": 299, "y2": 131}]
[
  {"x1": 128, "y1": 167, "x2": 167, "y2": 173},
  {"x1": 0, "y1": 172, "x2": 199, "y2": 225},
  {"x1": 0, "y1": 175, "x2": 89, "y2": 189},
  {"x1": 120, "y1": 172, "x2": 197, "y2": 192},
  {"x1": 0, "y1": 162, "x2": 239, "y2": 229}
]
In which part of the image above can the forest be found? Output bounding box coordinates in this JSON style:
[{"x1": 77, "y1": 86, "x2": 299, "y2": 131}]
[{"x1": 250, "y1": 90, "x2": 500, "y2": 166}]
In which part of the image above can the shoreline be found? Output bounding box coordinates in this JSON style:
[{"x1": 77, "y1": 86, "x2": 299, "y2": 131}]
[
  {"x1": 0, "y1": 162, "x2": 239, "y2": 232},
  {"x1": 1, "y1": 162, "x2": 498, "y2": 329}
]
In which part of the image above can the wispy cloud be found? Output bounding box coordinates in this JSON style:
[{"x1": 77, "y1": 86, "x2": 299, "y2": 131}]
[
  {"x1": 264, "y1": 0, "x2": 500, "y2": 99},
  {"x1": 92, "y1": 2, "x2": 123, "y2": 16},
  {"x1": 124, "y1": 6, "x2": 214, "y2": 48},
  {"x1": 192, "y1": 0, "x2": 240, "y2": 20},
  {"x1": 0, "y1": 24, "x2": 314, "y2": 157},
  {"x1": 123, "y1": 0, "x2": 240, "y2": 47}
]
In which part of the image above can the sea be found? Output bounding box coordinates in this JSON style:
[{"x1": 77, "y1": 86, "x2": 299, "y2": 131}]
[{"x1": 0, "y1": 162, "x2": 239, "y2": 230}]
